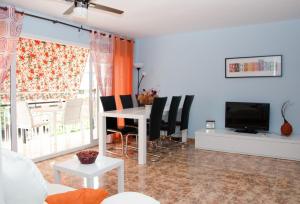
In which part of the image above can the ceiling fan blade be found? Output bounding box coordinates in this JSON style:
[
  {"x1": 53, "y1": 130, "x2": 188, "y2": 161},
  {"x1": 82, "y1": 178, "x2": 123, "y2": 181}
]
[
  {"x1": 63, "y1": 5, "x2": 75, "y2": 15},
  {"x1": 89, "y1": 3, "x2": 124, "y2": 14}
]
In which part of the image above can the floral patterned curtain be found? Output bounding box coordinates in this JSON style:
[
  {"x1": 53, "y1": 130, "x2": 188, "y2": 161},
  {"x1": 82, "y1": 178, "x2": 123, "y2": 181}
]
[
  {"x1": 90, "y1": 32, "x2": 114, "y2": 96},
  {"x1": 0, "y1": 6, "x2": 23, "y2": 94},
  {"x1": 1, "y1": 37, "x2": 89, "y2": 102}
]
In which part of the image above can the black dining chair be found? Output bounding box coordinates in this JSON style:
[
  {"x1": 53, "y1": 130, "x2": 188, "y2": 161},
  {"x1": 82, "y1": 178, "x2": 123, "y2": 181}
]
[
  {"x1": 119, "y1": 95, "x2": 137, "y2": 128},
  {"x1": 100, "y1": 96, "x2": 136, "y2": 155},
  {"x1": 125, "y1": 97, "x2": 168, "y2": 159},
  {"x1": 176, "y1": 95, "x2": 194, "y2": 140},
  {"x1": 161, "y1": 96, "x2": 182, "y2": 137},
  {"x1": 148, "y1": 97, "x2": 168, "y2": 143}
]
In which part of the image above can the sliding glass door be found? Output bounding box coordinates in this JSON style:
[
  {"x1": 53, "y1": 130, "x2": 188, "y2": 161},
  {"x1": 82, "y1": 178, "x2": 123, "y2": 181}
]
[
  {"x1": 6, "y1": 36, "x2": 96, "y2": 160},
  {"x1": 0, "y1": 62, "x2": 11, "y2": 151}
]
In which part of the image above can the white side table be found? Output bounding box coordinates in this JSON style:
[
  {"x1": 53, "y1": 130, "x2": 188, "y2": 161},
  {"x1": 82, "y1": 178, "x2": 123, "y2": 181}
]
[{"x1": 53, "y1": 156, "x2": 124, "y2": 193}]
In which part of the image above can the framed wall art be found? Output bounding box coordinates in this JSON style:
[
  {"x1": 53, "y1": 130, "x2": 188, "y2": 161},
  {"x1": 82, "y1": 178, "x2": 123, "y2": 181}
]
[{"x1": 225, "y1": 55, "x2": 282, "y2": 78}]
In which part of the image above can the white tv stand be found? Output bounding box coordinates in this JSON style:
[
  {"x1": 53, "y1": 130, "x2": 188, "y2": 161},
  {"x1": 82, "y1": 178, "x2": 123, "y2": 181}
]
[{"x1": 195, "y1": 129, "x2": 300, "y2": 161}]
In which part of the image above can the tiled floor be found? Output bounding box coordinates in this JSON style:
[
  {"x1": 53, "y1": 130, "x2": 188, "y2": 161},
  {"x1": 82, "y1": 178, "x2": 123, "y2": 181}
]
[{"x1": 37, "y1": 140, "x2": 300, "y2": 204}]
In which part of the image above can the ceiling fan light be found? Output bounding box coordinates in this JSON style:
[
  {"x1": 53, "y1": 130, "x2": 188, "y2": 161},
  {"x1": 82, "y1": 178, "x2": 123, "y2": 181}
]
[{"x1": 73, "y1": 7, "x2": 88, "y2": 19}]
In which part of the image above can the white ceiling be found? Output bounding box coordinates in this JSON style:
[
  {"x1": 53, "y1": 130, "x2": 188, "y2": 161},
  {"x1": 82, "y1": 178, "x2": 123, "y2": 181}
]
[{"x1": 2, "y1": 0, "x2": 300, "y2": 38}]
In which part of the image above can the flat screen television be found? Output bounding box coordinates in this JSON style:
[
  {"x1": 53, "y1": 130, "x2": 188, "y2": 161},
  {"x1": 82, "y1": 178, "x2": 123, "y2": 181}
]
[{"x1": 225, "y1": 102, "x2": 270, "y2": 133}]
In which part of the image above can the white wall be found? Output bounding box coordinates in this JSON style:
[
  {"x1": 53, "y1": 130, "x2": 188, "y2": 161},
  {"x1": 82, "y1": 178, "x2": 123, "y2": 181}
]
[
  {"x1": 21, "y1": 14, "x2": 90, "y2": 47},
  {"x1": 135, "y1": 20, "x2": 300, "y2": 137}
]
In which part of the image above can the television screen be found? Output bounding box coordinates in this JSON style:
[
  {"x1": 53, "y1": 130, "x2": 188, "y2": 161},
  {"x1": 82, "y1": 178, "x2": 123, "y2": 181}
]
[{"x1": 225, "y1": 102, "x2": 270, "y2": 133}]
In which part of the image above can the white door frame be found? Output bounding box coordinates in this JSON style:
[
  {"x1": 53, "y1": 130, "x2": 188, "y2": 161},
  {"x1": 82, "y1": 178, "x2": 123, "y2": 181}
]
[{"x1": 10, "y1": 54, "x2": 17, "y2": 152}]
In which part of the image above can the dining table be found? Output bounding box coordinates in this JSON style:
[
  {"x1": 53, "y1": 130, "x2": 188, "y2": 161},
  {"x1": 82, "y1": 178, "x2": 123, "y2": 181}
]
[{"x1": 99, "y1": 105, "x2": 184, "y2": 165}]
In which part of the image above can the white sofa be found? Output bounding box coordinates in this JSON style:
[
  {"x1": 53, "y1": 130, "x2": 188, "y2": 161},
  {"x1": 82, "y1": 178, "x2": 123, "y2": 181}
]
[{"x1": 47, "y1": 183, "x2": 75, "y2": 195}]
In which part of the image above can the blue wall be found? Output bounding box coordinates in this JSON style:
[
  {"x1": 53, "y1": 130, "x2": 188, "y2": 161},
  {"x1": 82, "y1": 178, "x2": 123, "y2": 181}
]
[{"x1": 135, "y1": 20, "x2": 300, "y2": 137}]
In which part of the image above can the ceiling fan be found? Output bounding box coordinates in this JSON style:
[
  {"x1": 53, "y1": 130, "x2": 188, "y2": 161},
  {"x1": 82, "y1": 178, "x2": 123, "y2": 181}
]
[{"x1": 63, "y1": 0, "x2": 124, "y2": 18}]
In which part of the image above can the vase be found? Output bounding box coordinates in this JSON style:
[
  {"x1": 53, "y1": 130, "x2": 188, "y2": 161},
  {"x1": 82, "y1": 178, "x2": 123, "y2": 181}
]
[
  {"x1": 281, "y1": 120, "x2": 293, "y2": 136},
  {"x1": 145, "y1": 104, "x2": 152, "y2": 114}
]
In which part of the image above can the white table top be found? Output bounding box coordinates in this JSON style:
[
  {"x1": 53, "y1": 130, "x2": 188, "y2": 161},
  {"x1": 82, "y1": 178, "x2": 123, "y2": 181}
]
[
  {"x1": 53, "y1": 156, "x2": 124, "y2": 177},
  {"x1": 101, "y1": 107, "x2": 147, "y2": 119},
  {"x1": 100, "y1": 105, "x2": 181, "y2": 119}
]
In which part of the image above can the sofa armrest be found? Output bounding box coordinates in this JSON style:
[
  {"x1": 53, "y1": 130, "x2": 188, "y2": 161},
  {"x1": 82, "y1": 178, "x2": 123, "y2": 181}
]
[{"x1": 102, "y1": 192, "x2": 160, "y2": 204}]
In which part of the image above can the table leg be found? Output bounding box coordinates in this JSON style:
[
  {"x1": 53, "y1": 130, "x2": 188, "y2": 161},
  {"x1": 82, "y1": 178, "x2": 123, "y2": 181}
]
[
  {"x1": 117, "y1": 162, "x2": 125, "y2": 193},
  {"x1": 54, "y1": 169, "x2": 61, "y2": 184},
  {"x1": 99, "y1": 114, "x2": 106, "y2": 156},
  {"x1": 181, "y1": 129, "x2": 188, "y2": 143},
  {"x1": 86, "y1": 177, "x2": 94, "y2": 188},
  {"x1": 138, "y1": 116, "x2": 147, "y2": 165}
]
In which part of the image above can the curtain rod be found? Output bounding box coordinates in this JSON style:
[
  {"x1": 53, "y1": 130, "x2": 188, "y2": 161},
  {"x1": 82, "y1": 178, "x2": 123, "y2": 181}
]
[{"x1": 0, "y1": 6, "x2": 133, "y2": 42}]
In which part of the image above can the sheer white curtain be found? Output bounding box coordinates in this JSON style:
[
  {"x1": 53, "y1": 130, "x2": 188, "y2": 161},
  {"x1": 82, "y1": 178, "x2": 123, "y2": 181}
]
[
  {"x1": 90, "y1": 32, "x2": 114, "y2": 96},
  {"x1": 0, "y1": 6, "x2": 23, "y2": 202},
  {"x1": 0, "y1": 6, "x2": 23, "y2": 89}
]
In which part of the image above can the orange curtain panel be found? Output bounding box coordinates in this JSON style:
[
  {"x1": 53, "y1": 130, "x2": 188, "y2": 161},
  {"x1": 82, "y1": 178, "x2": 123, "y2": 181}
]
[
  {"x1": 113, "y1": 37, "x2": 134, "y2": 108},
  {"x1": 113, "y1": 37, "x2": 134, "y2": 127}
]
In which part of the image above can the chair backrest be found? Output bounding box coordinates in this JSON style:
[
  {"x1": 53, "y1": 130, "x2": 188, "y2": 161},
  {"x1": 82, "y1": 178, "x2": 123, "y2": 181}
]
[
  {"x1": 17, "y1": 101, "x2": 33, "y2": 129},
  {"x1": 166, "y1": 96, "x2": 182, "y2": 135},
  {"x1": 120, "y1": 95, "x2": 135, "y2": 126},
  {"x1": 100, "y1": 96, "x2": 118, "y2": 130},
  {"x1": 120, "y1": 95, "x2": 134, "y2": 108},
  {"x1": 180, "y1": 95, "x2": 194, "y2": 130},
  {"x1": 63, "y1": 98, "x2": 83, "y2": 125},
  {"x1": 149, "y1": 97, "x2": 167, "y2": 141}
]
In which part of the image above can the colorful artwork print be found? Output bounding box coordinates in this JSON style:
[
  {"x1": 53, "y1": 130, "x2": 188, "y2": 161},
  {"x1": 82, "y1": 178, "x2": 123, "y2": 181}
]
[{"x1": 225, "y1": 55, "x2": 282, "y2": 78}]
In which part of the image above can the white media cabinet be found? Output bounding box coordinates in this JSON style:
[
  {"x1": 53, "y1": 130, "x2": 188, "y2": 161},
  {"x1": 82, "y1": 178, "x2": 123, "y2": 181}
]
[{"x1": 195, "y1": 129, "x2": 300, "y2": 161}]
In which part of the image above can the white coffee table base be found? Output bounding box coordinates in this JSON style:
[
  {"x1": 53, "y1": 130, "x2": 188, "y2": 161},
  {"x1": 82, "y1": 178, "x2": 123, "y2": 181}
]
[{"x1": 53, "y1": 156, "x2": 124, "y2": 193}]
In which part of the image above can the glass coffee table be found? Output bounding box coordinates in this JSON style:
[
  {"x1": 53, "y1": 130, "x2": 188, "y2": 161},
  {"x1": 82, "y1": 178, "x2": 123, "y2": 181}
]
[{"x1": 53, "y1": 156, "x2": 124, "y2": 193}]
